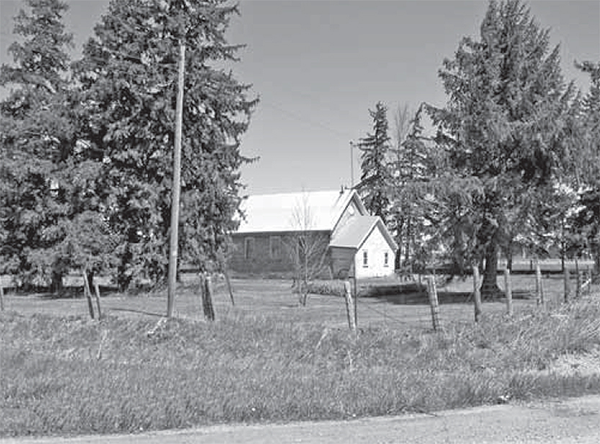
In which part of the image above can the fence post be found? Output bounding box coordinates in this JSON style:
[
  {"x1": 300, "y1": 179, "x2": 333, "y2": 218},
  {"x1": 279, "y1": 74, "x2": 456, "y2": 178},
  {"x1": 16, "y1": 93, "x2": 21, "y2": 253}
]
[
  {"x1": 0, "y1": 282, "x2": 4, "y2": 312},
  {"x1": 82, "y1": 270, "x2": 95, "y2": 320},
  {"x1": 535, "y1": 261, "x2": 545, "y2": 307},
  {"x1": 93, "y1": 282, "x2": 103, "y2": 320},
  {"x1": 202, "y1": 273, "x2": 215, "y2": 321},
  {"x1": 352, "y1": 277, "x2": 358, "y2": 328},
  {"x1": 575, "y1": 259, "x2": 581, "y2": 299},
  {"x1": 504, "y1": 268, "x2": 513, "y2": 317},
  {"x1": 426, "y1": 275, "x2": 441, "y2": 331},
  {"x1": 222, "y1": 268, "x2": 235, "y2": 306},
  {"x1": 563, "y1": 266, "x2": 571, "y2": 303},
  {"x1": 472, "y1": 266, "x2": 483, "y2": 323},
  {"x1": 343, "y1": 281, "x2": 357, "y2": 331}
]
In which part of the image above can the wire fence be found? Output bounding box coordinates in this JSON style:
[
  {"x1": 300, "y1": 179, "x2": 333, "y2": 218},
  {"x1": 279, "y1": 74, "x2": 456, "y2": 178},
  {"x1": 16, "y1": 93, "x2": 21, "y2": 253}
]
[
  {"x1": 0, "y1": 265, "x2": 597, "y2": 332},
  {"x1": 348, "y1": 266, "x2": 598, "y2": 332}
]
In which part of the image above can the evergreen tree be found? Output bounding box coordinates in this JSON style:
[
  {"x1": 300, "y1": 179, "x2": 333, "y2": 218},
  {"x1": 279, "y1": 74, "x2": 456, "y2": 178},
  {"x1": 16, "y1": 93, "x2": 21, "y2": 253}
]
[
  {"x1": 387, "y1": 104, "x2": 434, "y2": 272},
  {"x1": 356, "y1": 101, "x2": 392, "y2": 223},
  {"x1": 429, "y1": 0, "x2": 576, "y2": 297},
  {"x1": 569, "y1": 61, "x2": 600, "y2": 274},
  {"x1": 0, "y1": 0, "x2": 77, "y2": 290},
  {"x1": 73, "y1": 0, "x2": 257, "y2": 289}
]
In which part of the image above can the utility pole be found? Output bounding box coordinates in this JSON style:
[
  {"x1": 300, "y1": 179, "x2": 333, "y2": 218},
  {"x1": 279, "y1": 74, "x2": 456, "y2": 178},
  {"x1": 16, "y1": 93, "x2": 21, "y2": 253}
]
[
  {"x1": 349, "y1": 141, "x2": 355, "y2": 188},
  {"x1": 167, "y1": 41, "x2": 186, "y2": 318}
]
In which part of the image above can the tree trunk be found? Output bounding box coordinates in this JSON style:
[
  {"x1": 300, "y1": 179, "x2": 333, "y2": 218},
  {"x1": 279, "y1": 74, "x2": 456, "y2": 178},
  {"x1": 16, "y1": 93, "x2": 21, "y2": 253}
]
[
  {"x1": 594, "y1": 243, "x2": 600, "y2": 279},
  {"x1": 50, "y1": 270, "x2": 64, "y2": 295},
  {"x1": 481, "y1": 242, "x2": 502, "y2": 299},
  {"x1": 404, "y1": 217, "x2": 411, "y2": 265},
  {"x1": 86, "y1": 270, "x2": 95, "y2": 294},
  {"x1": 505, "y1": 240, "x2": 513, "y2": 271}
]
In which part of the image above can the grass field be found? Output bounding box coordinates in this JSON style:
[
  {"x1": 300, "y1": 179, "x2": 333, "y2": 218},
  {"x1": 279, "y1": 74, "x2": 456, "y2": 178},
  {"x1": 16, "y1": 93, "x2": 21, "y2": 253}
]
[
  {"x1": 1, "y1": 274, "x2": 599, "y2": 437},
  {"x1": 1, "y1": 272, "x2": 593, "y2": 330}
]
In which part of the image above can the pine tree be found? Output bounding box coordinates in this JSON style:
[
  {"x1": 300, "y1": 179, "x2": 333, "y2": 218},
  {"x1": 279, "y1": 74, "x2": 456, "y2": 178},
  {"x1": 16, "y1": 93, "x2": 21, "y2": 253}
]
[
  {"x1": 73, "y1": 0, "x2": 257, "y2": 288},
  {"x1": 429, "y1": 0, "x2": 576, "y2": 297},
  {"x1": 357, "y1": 102, "x2": 392, "y2": 223}
]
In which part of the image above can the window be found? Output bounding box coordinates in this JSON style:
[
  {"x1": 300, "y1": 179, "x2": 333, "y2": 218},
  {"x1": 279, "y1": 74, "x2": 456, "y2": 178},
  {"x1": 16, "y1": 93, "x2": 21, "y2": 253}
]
[
  {"x1": 270, "y1": 236, "x2": 281, "y2": 259},
  {"x1": 362, "y1": 250, "x2": 368, "y2": 268},
  {"x1": 384, "y1": 252, "x2": 389, "y2": 267},
  {"x1": 244, "y1": 237, "x2": 254, "y2": 260}
]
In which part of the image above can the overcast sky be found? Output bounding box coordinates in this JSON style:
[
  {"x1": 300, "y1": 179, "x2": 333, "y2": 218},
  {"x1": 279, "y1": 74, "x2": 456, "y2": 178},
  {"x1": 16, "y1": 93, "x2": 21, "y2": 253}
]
[{"x1": 1, "y1": 0, "x2": 599, "y2": 194}]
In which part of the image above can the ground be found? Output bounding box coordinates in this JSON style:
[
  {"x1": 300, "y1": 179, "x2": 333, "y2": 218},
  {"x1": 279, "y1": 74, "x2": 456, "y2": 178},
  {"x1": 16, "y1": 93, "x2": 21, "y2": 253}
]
[{"x1": 0, "y1": 274, "x2": 555, "y2": 330}]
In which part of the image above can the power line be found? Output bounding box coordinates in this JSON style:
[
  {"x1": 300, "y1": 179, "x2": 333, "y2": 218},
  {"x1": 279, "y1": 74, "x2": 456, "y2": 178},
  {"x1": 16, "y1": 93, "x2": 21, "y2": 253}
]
[{"x1": 262, "y1": 101, "x2": 349, "y2": 140}]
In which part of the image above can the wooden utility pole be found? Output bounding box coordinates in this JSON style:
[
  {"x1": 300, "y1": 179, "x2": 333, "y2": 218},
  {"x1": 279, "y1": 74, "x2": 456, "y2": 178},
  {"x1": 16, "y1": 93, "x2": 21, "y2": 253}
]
[
  {"x1": 349, "y1": 141, "x2": 355, "y2": 187},
  {"x1": 167, "y1": 42, "x2": 186, "y2": 318}
]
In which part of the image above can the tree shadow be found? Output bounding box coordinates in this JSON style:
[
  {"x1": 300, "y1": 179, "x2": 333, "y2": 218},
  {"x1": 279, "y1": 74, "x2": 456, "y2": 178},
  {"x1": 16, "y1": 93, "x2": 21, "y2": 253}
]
[
  {"x1": 108, "y1": 307, "x2": 164, "y2": 318},
  {"x1": 370, "y1": 291, "x2": 473, "y2": 305}
]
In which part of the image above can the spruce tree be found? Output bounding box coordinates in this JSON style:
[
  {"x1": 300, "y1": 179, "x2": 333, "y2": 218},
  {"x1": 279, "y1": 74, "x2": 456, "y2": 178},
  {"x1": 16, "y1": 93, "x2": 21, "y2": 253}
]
[
  {"x1": 387, "y1": 105, "x2": 434, "y2": 272},
  {"x1": 429, "y1": 0, "x2": 576, "y2": 297},
  {"x1": 570, "y1": 61, "x2": 600, "y2": 274},
  {"x1": 73, "y1": 0, "x2": 257, "y2": 288},
  {"x1": 0, "y1": 0, "x2": 76, "y2": 290},
  {"x1": 357, "y1": 101, "x2": 392, "y2": 223}
]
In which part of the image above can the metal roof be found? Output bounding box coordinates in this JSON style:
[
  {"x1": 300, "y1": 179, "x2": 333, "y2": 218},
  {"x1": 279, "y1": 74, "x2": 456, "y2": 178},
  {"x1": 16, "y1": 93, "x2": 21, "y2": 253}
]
[{"x1": 236, "y1": 189, "x2": 357, "y2": 234}]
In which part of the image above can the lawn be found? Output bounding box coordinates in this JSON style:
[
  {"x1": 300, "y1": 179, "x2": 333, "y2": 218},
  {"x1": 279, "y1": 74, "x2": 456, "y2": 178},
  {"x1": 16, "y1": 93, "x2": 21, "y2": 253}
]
[{"x1": 1, "y1": 273, "x2": 599, "y2": 437}]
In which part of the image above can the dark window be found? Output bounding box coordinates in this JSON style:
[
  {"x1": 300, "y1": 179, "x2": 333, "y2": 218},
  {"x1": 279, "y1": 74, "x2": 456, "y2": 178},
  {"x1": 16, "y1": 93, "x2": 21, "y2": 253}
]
[
  {"x1": 270, "y1": 236, "x2": 282, "y2": 259},
  {"x1": 384, "y1": 252, "x2": 389, "y2": 267},
  {"x1": 362, "y1": 250, "x2": 368, "y2": 268},
  {"x1": 244, "y1": 237, "x2": 255, "y2": 260}
]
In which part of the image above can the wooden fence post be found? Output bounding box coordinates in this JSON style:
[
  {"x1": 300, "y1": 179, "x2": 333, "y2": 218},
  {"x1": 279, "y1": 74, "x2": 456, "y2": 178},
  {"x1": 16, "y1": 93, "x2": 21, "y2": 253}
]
[
  {"x1": 343, "y1": 281, "x2": 356, "y2": 331},
  {"x1": 222, "y1": 269, "x2": 235, "y2": 306},
  {"x1": 535, "y1": 261, "x2": 544, "y2": 307},
  {"x1": 575, "y1": 259, "x2": 581, "y2": 299},
  {"x1": 93, "y1": 282, "x2": 103, "y2": 320},
  {"x1": 202, "y1": 273, "x2": 215, "y2": 321},
  {"x1": 472, "y1": 266, "x2": 483, "y2": 323},
  {"x1": 426, "y1": 276, "x2": 441, "y2": 331},
  {"x1": 504, "y1": 268, "x2": 513, "y2": 317},
  {"x1": 563, "y1": 267, "x2": 571, "y2": 303},
  {"x1": 0, "y1": 283, "x2": 5, "y2": 312},
  {"x1": 82, "y1": 270, "x2": 95, "y2": 320}
]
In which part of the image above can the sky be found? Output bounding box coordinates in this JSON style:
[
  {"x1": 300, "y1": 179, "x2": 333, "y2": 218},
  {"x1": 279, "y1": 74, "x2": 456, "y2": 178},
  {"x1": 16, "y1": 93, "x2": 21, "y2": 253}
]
[{"x1": 1, "y1": 0, "x2": 599, "y2": 195}]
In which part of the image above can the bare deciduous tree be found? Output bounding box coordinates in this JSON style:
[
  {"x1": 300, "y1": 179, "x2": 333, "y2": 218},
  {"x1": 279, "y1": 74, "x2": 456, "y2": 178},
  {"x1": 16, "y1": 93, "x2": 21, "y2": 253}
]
[{"x1": 286, "y1": 193, "x2": 329, "y2": 306}]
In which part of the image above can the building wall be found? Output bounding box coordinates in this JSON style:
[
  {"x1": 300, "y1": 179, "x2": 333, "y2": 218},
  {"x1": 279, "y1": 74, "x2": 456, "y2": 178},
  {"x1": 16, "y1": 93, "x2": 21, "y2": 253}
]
[
  {"x1": 229, "y1": 231, "x2": 331, "y2": 277},
  {"x1": 354, "y1": 225, "x2": 396, "y2": 279},
  {"x1": 330, "y1": 247, "x2": 355, "y2": 279}
]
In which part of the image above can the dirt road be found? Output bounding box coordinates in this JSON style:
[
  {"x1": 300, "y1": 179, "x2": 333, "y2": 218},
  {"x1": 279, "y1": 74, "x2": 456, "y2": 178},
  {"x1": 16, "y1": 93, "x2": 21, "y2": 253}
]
[{"x1": 3, "y1": 395, "x2": 600, "y2": 444}]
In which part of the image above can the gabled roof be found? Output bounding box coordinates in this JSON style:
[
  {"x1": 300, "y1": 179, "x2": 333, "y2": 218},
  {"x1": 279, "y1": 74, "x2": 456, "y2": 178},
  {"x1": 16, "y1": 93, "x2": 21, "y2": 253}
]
[
  {"x1": 330, "y1": 216, "x2": 398, "y2": 251},
  {"x1": 236, "y1": 189, "x2": 361, "y2": 234}
]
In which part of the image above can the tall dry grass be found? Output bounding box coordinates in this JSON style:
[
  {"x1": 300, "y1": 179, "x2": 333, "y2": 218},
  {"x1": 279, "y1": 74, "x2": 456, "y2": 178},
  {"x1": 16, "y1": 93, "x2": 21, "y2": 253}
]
[{"x1": 1, "y1": 295, "x2": 599, "y2": 437}]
